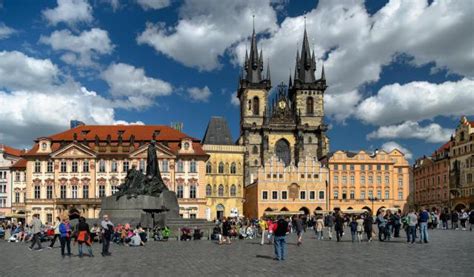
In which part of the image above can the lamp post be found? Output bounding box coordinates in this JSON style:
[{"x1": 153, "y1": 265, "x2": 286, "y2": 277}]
[{"x1": 368, "y1": 197, "x2": 379, "y2": 214}]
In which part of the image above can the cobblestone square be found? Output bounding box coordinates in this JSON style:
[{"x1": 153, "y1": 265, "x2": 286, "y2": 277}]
[{"x1": 1, "y1": 229, "x2": 473, "y2": 277}]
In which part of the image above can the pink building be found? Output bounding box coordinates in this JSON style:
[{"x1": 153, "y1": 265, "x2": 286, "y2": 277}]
[{"x1": 0, "y1": 144, "x2": 23, "y2": 218}]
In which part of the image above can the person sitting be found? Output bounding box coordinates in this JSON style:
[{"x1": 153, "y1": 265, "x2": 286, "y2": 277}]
[
  {"x1": 246, "y1": 225, "x2": 255, "y2": 239},
  {"x1": 211, "y1": 226, "x2": 220, "y2": 241},
  {"x1": 161, "y1": 226, "x2": 170, "y2": 241},
  {"x1": 193, "y1": 228, "x2": 202, "y2": 240},
  {"x1": 129, "y1": 229, "x2": 145, "y2": 247},
  {"x1": 180, "y1": 228, "x2": 192, "y2": 241}
]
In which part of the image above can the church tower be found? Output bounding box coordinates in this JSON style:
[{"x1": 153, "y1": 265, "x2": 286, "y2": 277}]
[
  {"x1": 289, "y1": 26, "x2": 329, "y2": 161},
  {"x1": 237, "y1": 24, "x2": 271, "y2": 185}
]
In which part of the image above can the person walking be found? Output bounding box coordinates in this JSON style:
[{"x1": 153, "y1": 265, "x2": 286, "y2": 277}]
[
  {"x1": 315, "y1": 216, "x2": 324, "y2": 240},
  {"x1": 419, "y1": 209, "x2": 429, "y2": 243},
  {"x1": 324, "y1": 213, "x2": 334, "y2": 240},
  {"x1": 356, "y1": 216, "x2": 364, "y2": 243},
  {"x1": 48, "y1": 217, "x2": 61, "y2": 249},
  {"x1": 334, "y1": 212, "x2": 344, "y2": 242},
  {"x1": 451, "y1": 210, "x2": 459, "y2": 230},
  {"x1": 349, "y1": 216, "x2": 358, "y2": 243},
  {"x1": 259, "y1": 217, "x2": 268, "y2": 245},
  {"x1": 294, "y1": 215, "x2": 304, "y2": 246},
  {"x1": 393, "y1": 211, "x2": 401, "y2": 237},
  {"x1": 28, "y1": 214, "x2": 43, "y2": 251},
  {"x1": 376, "y1": 210, "x2": 387, "y2": 242},
  {"x1": 219, "y1": 217, "x2": 231, "y2": 245},
  {"x1": 363, "y1": 212, "x2": 373, "y2": 242},
  {"x1": 460, "y1": 209, "x2": 468, "y2": 231},
  {"x1": 76, "y1": 217, "x2": 93, "y2": 258},
  {"x1": 406, "y1": 210, "x2": 417, "y2": 244},
  {"x1": 101, "y1": 214, "x2": 114, "y2": 256},
  {"x1": 273, "y1": 216, "x2": 289, "y2": 261},
  {"x1": 59, "y1": 217, "x2": 71, "y2": 257}
]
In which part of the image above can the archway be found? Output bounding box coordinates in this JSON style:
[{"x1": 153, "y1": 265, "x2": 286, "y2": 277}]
[
  {"x1": 454, "y1": 203, "x2": 466, "y2": 212},
  {"x1": 216, "y1": 204, "x2": 225, "y2": 220},
  {"x1": 280, "y1": 207, "x2": 289, "y2": 212},
  {"x1": 362, "y1": 206, "x2": 372, "y2": 214},
  {"x1": 347, "y1": 207, "x2": 353, "y2": 210},
  {"x1": 299, "y1": 207, "x2": 310, "y2": 215},
  {"x1": 275, "y1": 139, "x2": 291, "y2": 166},
  {"x1": 264, "y1": 207, "x2": 273, "y2": 212}
]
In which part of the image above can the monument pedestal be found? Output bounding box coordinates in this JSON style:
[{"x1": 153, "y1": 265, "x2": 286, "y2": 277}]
[{"x1": 99, "y1": 191, "x2": 179, "y2": 228}]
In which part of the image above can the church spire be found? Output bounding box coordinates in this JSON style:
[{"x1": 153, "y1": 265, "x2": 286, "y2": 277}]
[
  {"x1": 321, "y1": 64, "x2": 326, "y2": 81},
  {"x1": 266, "y1": 59, "x2": 271, "y2": 82},
  {"x1": 244, "y1": 15, "x2": 264, "y2": 84},
  {"x1": 294, "y1": 20, "x2": 316, "y2": 84}
]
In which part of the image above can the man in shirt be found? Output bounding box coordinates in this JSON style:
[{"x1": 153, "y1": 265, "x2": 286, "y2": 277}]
[
  {"x1": 407, "y1": 210, "x2": 418, "y2": 244},
  {"x1": 419, "y1": 208, "x2": 429, "y2": 243},
  {"x1": 101, "y1": 214, "x2": 114, "y2": 256},
  {"x1": 273, "y1": 216, "x2": 289, "y2": 261},
  {"x1": 29, "y1": 214, "x2": 43, "y2": 251}
]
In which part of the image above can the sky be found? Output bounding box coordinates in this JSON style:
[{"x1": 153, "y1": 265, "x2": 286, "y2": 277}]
[{"x1": 0, "y1": 0, "x2": 473, "y2": 162}]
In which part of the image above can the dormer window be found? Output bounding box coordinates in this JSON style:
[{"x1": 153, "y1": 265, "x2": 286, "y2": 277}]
[
  {"x1": 41, "y1": 143, "x2": 47, "y2": 150},
  {"x1": 184, "y1": 142, "x2": 190, "y2": 150}
]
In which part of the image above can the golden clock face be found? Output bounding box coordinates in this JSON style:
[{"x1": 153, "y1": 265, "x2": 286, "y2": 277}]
[{"x1": 278, "y1": 100, "x2": 286, "y2": 109}]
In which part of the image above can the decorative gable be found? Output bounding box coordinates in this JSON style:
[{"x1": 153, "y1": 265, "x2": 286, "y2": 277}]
[{"x1": 51, "y1": 143, "x2": 96, "y2": 159}]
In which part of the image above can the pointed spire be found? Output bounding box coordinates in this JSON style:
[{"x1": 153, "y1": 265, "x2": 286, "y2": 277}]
[
  {"x1": 266, "y1": 59, "x2": 271, "y2": 81},
  {"x1": 321, "y1": 64, "x2": 326, "y2": 81},
  {"x1": 245, "y1": 15, "x2": 263, "y2": 84},
  {"x1": 294, "y1": 23, "x2": 316, "y2": 84},
  {"x1": 288, "y1": 72, "x2": 293, "y2": 88}
]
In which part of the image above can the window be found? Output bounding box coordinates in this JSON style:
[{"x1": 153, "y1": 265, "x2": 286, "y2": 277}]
[
  {"x1": 309, "y1": 191, "x2": 315, "y2": 200},
  {"x1": 398, "y1": 168, "x2": 402, "y2": 173},
  {"x1": 468, "y1": 174, "x2": 473, "y2": 183},
  {"x1": 334, "y1": 176, "x2": 338, "y2": 185},
  {"x1": 15, "y1": 192, "x2": 20, "y2": 203},
  {"x1": 275, "y1": 139, "x2": 291, "y2": 166},
  {"x1": 262, "y1": 191, "x2": 268, "y2": 200},
  {"x1": 252, "y1": 96, "x2": 259, "y2": 115},
  {"x1": 72, "y1": 186, "x2": 78, "y2": 199},
  {"x1": 111, "y1": 160, "x2": 118, "y2": 172},
  {"x1": 99, "y1": 160, "x2": 106, "y2": 173},
  {"x1": 15, "y1": 172, "x2": 20, "y2": 182},
  {"x1": 82, "y1": 160, "x2": 89, "y2": 173},
  {"x1": 99, "y1": 185, "x2": 105, "y2": 197},
  {"x1": 306, "y1": 97, "x2": 314, "y2": 114},
  {"x1": 177, "y1": 160, "x2": 184, "y2": 173},
  {"x1": 300, "y1": 191, "x2": 306, "y2": 200},
  {"x1": 34, "y1": 186, "x2": 41, "y2": 199},
  {"x1": 71, "y1": 161, "x2": 78, "y2": 173},
  {"x1": 342, "y1": 191, "x2": 347, "y2": 200},
  {"x1": 176, "y1": 185, "x2": 184, "y2": 198},
  {"x1": 368, "y1": 190, "x2": 373, "y2": 198},
  {"x1": 342, "y1": 164, "x2": 347, "y2": 170},
  {"x1": 369, "y1": 176, "x2": 373, "y2": 184},
  {"x1": 218, "y1": 162, "x2": 224, "y2": 174},
  {"x1": 360, "y1": 191, "x2": 366, "y2": 199},
  {"x1": 190, "y1": 185, "x2": 196, "y2": 199},
  {"x1": 230, "y1": 163, "x2": 236, "y2": 174},
  {"x1": 47, "y1": 160, "x2": 53, "y2": 173},
  {"x1": 385, "y1": 165, "x2": 389, "y2": 170},
  {"x1": 334, "y1": 164, "x2": 339, "y2": 170},
  {"x1": 350, "y1": 164, "x2": 355, "y2": 171},
  {"x1": 385, "y1": 191, "x2": 389, "y2": 199},
  {"x1": 361, "y1": 176, "x2": 366, "y2": 185},
  {"x1": 140, "y1": 160, "x2": 146, "y2": 171},
  {"x1": 398, "y1": 177, "x2": 403, "y2": 187},
  {"x1": 368, "y1": 165, "x2": 373, "y2": 170},
  {"x1": 272, "y1": 191, "x2": 278, "y2": 200},
  {"x1": 60, "y1": 185, "x2": 67, "y2": 199},
  {"x1": 334, "y1": 191, "x2": 339, "y2": 199},
  {"x1": 206, "y1": 162, "x2": 212, "y2": 174},
  {"x1": 0, "y1": 198, "x2": 6, "y2": 208},
  {"x1": 377, "y1": 165, "x2": 381, "y2": 171},
  {"x1": 281, "y1": 191, "x2": 288, "y2": 200},
  {"x1": 361, "y1": 164, "x2": 365, "y2": 171},
  {"x1": 218, "y1": 185, "x2": 224, "y2": 197},
  {"x1": 206, "y1": 184, "x2": 212, "y2": 196},
  {"x1": 350, "y1": 175, "x2": 355, "y2": 185},
  {"x1": 60, "y1": 161, "x2": 67, "y2": 173},
  {"x1": 34, "y1": 160, "x2": 41, "y2": 173},
  {"x1": 111, "y1": 185, "x2": 118, "y2": 195},
  {"x1": 319, "y1": 191, "x2": 325, "y2": 200},
  {"x1": 47, "y1": 214, "x2": 53, "y2": 224},
  {"x1": 398, "y1": 191, "x2": 403, "y2": 200},
  {"x1": 377, "y1": 176, "x2": 381, "y2": 185},
  {"x1": 123, "y1": 160, "x2": 129, "y2": 172},
  {"x1": 377, "y1": 190, "x2": 382, "y2": 199},
  {"x1": 385, "y1": 176, "x2": 389, "y2": 184},
  {"x1": 350, "y1": 190, "x2": 355, "y2": 199},
  {"x1": 190, "y1": 160, "x2": 197, "y2": 173},
  {"x1": 190, "y1": 214, "x2": 196, "y2": 219},
  {"x1": 46, "y1": 185, "x2": 53, "y2": 199},
  {"x1": 230, "y1": 185, "x2": 236, "y2": 197},
  {"x1": 162, "y1": 160, "x2": 169, "y2": 172},
  {"x1": 342, "y1": 176, "x2": 347, "y2": 184},
  {"x1": 83, "y1": 186, "x2": 89, "y2": 199},
  {"x1": 0, "y1": 184, "x2": 5, "y2": 193}
]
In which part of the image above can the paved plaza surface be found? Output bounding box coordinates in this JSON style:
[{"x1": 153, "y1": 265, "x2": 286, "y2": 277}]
[{"x1": 1, "y1": 229, "x2": 473, "y2": 277}]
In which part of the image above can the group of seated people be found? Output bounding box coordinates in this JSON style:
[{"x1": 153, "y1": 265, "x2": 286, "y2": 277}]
[
  {"x1": 112, "y1": 223, "x2": 147, "y2": 246},
  {"x1": 153, "y1": 226, "x2": 171, "y2": 241},
  {"x1": 180, "y1": 227, "x2": 203, "y2": 241}
]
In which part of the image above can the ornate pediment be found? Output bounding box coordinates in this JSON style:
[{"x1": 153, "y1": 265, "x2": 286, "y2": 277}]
[
  {"x1": 51, "y1": 143, "x2": 96, "y2": 159},
  {"x1": 129, "y1": 143, "x2": 175, "y2": 159}
]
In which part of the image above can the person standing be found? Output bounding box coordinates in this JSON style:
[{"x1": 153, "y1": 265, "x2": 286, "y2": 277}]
[
  {"x1": 76, "y1": 217, "x2": 93, "y2": 257},
  {"x1": 219, "y1": 217, "x2": 231, "y2": 245},
  {"x1": 28, "y1": 214, "x2": 43, "y2": 251},
  {"x1": 407, "y1": 210, "x2": 418, "y2": 244},
  {"x1": 419, "y1": 209, "x2": 429, "y2": 243},
  {"x1": 294, "y1": 215, "x2": 304, "y2": 246},
  {"x1": 350, "y1": 216, "x2": 358, "y2": 243},
  {"x1": 259, "y1": 217, "x2": 268, "y2": 246},
  {"x1": 356, "y1": 216, "x2": 364, "y2": 242},
  {"x1": 324, "y1": 213, "x2": 334, "y2": 240},
  {"x1": 334, "y1": 212, "x2": 344, "y2": 242},
  {"x1": 460, "y1": 209, "x2": 468, "y2": 231},
  {"x1": 393, "y1": 211, "x2": 401, "y2": 237},
  {"x1": 273, "y1": 216, "x2": 289, "y2": 261},
  {"x1": 363, "y1": 212, "x2": 373, "y2": 242},
  {"x1": 451, "y1": 210, "x2": 459, "y2": 230},
  {"x1": 377, "y1": 211, "x2": 387, "y2": 242},
  {"x1": 48, "y1": 217, "x2": 61, "y2": 249},
  {"x1": 101, "y1": 214, "x2": 114, "y2": 256},
  {"x1": 315, "y1": 216, "x2": 324, "y2": 240},
  {"x1": 59, "y1": 217, "x2": 71, "y2": 257}
]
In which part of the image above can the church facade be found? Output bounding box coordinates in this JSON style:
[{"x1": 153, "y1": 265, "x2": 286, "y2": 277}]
[{"x1": 239, "y1": 26, "x2": 330, "y2": 217}]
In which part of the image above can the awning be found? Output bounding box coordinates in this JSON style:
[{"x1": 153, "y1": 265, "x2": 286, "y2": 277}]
[
  {"x1": 263, "y1": 211, "x2": 304, "y2": 216},
  {"x1": 5, "y1": 213, "x2": 26, "y2": 218}
]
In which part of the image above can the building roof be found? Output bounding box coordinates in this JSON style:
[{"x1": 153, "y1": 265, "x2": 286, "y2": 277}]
[
  {"x1": 0, "y1": 144, "x2": 24, "y2": 157},
  {"x1": 11, "y1": 158, "x2": 27, "y2": 170},
  {"x1": 202, "y1": 117, "x2": 234, "y2": 145}
]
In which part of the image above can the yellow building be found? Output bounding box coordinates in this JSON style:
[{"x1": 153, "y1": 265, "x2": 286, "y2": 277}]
[
  {"x1": 326, "y1": 150, "x2": 410, "y2": 214},
  {"x1": 22, "y1": 125, "x2": 209, "y2": 223},
  {"x1": 202, "y1": 117, "x2": 245, "y2": 220}
]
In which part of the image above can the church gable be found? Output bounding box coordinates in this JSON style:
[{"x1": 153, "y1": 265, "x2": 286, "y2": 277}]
[{"x1": 50, "y1": 143, "x2": 96, "y2": 159}]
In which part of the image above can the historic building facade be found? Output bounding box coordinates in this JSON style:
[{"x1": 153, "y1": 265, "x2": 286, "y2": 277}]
[
  {"x1": 413, "y1": 142, "x2": 451, "y2": 211},
  {"x1": 203, "y1": 117, "x2": 245, "y2": 220},
  {"x1": 449, "y1": 116, "x2": 474, "y2": 210},
  {"x1": 326, "y1": 150, "x2": 410, "y2": 214},
  {"x1": 21, "y1": 125, "x2": 209, "y2": 223},
  {"x1": 10, "y1": 158, "x2": 27, "y2": 221},
  {"x1": 238, "y1": 26, "x2": 330, "y2": 217},
  {"x1": 0, "y1": 145, "x2": 23, "y2": 217}
]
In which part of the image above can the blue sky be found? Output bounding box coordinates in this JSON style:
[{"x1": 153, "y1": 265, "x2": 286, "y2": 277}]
[{"x1": 0, "y1": 0, "x2": 473, "y2": 162}]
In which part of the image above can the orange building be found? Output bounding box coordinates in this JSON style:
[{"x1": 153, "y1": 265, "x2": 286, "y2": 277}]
[{"x1": 327, "y1": 150, "x2": 410, "y2": 214}]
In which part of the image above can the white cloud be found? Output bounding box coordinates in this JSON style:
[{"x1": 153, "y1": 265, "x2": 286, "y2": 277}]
[
  {"x1": 0, "y1": 22, "x2": 15, "y2": 39},
  {"x1": 137, "y1": 0, "x2": 170, "y2": 10},
  {"x1": 42, "y1": 0, "x2": 93, "y2": 26},
  {"x1": 381, "y1": 141, "x2": 412, "y2": 160},
  {"x1": 367, "y1": 121, "x2": 454, "y2": 143},
  {"x1": 187, "y1": 86, "x2": 211, "y2": 102},
  {"x1": 103, "y1": 0, "x2": 120, "y2": 11},
  {"x1": 101, "y1": 63, "x2": 173, "y2": 107},
  {"x1": 114, "y1": 120, "x2": 145, "y2": 125},
  {"x1": 356, "y1": 78, "x2": 474, "y2": 126},
  {"x1": 324, "y1": 90, "x2": 361, "y2": 122},
  {"x1": 230, "y1": 91, "x2": 239, "y2": 107},
  {"x1": 137, "y1": 0, "x2": 278, "y2": 71},
  {"x1": 40, "y1": 28, "x2": 113, "y2": 67}
]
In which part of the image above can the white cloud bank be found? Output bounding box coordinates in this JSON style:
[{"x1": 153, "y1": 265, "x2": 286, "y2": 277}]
[
  {"x1": 42, "y1": 0, "x2": 93, "y2": 26},
  {"x1": 367, "y1": 121, "x2": 454, "y2": 143}
]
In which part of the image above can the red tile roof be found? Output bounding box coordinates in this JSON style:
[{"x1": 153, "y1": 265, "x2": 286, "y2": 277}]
[
  {"x1": 11, "y1": 158, "x2": 27, "y2": 169},
  {"x1": 0, "y1": 144, "x2": 24, "y2": 157},
  {"x1": 431, "y1": 141, "x2": 452, "y2": 157}
]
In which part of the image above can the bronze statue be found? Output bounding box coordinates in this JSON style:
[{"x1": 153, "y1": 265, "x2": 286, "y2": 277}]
[{"x1": 116, "y1": 140, "x2": 168, "y2": 199}]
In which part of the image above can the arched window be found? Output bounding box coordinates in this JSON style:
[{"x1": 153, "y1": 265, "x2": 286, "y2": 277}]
[
  {"x1": 252, "y1": 145, "x2": 258, "y2": 154},
  {"x1": 190, "y1": 185, "x2": 196, "y2": 199},
  {"x1": 190, "y1": 160, "x2": 197, "y2": 173},
  {"x1": 206, "y1": 184, "x2": 212, "y2": 196},
  {"x1": 254, "y1": 159, "x2": 259, "y2": 166},
  {"x1": 218, "y1": 185, "x2": 224, "y2": 197},
  {"x1": 306, "y1": 97, "x2": 314, "y2": 114},
  {"x1": 206, "y1": 162, "x2": 212, "y2": 174},
  {"x1": 308, "y1": 136, "x2": 312, "y2": 144},
  {"x1": 177, "y1": 185, "x2": 184, "y2": 198},
  {"x1": 218, "y1": 162, "x2": 224, "y2": 174},
  {"x1": 177, "y1": 160, "x2": 184, "y2": 172},
  {"x1": 111, "y1": 160, "x2": 118, "y2": 172},
  {"x1": 275, "y1": 139, "x2": 291, "y2": 166},
  {"x1": 230, "y1": 185, "x2": 236, "y2": 196},
  {"x1": 230, "y1": 162, "x2": 236, "y2": 174},
  {"x1": 252, "y1": 96, "x2": 259, "y2": 115},
  {"x1": 99, "y1": 160, "x2": 106, "y2": 173}
]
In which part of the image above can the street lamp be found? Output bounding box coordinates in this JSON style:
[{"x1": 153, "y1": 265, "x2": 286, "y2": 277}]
[{"x1": 368, "y1": 197, "x2": 379, "y2": 214}]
